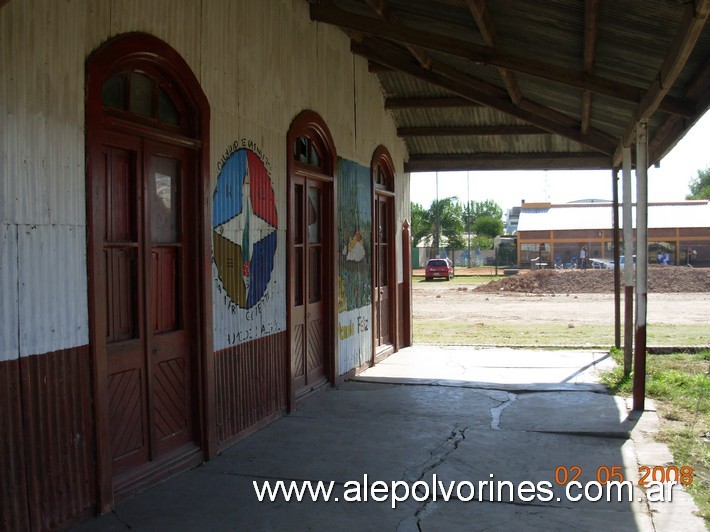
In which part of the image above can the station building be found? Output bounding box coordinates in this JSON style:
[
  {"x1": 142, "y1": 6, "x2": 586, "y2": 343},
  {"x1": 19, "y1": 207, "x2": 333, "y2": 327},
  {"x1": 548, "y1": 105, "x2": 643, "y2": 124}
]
[{"x1": 516, "y1": 200, "x2": 710, "y2": 268}]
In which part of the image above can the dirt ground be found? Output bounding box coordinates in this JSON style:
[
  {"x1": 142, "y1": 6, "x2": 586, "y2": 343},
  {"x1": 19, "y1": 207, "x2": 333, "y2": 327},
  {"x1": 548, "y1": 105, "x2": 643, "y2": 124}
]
[{"x1": 413, "y1": 267, "x2": 710, "y2": 327}]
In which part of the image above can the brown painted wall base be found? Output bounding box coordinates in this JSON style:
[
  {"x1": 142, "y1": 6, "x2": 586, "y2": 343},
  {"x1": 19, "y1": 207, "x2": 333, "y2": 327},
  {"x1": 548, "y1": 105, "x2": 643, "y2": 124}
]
[
  {"x1": 1, "y1": 347, "x2": 95, "y2": 531},
  {"x1": 215, "y1": 332, "x2": 288, "y2": 450}
]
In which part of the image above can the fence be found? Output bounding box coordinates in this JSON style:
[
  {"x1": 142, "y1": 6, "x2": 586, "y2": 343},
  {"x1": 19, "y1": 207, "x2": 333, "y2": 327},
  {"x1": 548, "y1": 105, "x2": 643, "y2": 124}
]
[{"x1": 413, "y1": 247, "x2": 513, "y2": 269}]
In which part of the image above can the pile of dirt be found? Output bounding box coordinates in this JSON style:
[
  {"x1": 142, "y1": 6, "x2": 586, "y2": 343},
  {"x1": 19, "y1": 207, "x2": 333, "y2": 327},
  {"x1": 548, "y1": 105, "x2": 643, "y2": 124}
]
[{"x1": 474, "y1": 266, "x2": 710, "y2": 294}]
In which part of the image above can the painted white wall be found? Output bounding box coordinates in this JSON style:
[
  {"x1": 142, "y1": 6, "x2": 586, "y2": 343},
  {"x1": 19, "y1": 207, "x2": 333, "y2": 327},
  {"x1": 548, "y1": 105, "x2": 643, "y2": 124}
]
[{"x1": 0, "y1": 0, "x2": 409, "y2": 359}]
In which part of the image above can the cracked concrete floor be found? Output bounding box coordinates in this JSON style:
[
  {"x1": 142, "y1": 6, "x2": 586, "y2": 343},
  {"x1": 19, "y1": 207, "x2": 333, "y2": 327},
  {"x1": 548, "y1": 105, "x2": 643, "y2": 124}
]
[{"x1": 73, "y1": 347, "x2": 705, "y2": 532}]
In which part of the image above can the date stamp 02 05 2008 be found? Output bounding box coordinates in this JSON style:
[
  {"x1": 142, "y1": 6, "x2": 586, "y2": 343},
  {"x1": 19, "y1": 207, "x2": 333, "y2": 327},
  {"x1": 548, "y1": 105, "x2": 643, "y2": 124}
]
[{"x1": 554, "y1": 465, "x2": 694, "y2": 487}]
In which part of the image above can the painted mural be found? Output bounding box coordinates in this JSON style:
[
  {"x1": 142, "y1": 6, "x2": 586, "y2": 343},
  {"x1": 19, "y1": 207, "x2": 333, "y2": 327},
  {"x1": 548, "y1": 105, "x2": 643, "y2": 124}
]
[
  {"x1": 337, "y1": 158, "x2": 372, "y2": 373},
  {"x1": 212, "y1": 141, "x2": 285, "y2": 349}
]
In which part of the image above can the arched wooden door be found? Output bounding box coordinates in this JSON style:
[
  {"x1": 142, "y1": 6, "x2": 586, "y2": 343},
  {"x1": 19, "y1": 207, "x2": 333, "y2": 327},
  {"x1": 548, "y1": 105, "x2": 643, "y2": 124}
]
[
  {"x1": 287, "y1": 112, "x2": 337, "y2": 408},
  {"x1": 372, "y1": 147, "x2": 397, "y2": 360},
  {"x1": 86, "y1": 34, "x2": 210, "y2": 507}
]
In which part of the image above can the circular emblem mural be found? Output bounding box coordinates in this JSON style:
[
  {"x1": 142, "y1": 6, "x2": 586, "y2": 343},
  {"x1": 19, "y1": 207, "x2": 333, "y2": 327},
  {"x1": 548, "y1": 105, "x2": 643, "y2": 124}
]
[{"x1": 213, "y1": 148, "x2": 278, "y2": 309}]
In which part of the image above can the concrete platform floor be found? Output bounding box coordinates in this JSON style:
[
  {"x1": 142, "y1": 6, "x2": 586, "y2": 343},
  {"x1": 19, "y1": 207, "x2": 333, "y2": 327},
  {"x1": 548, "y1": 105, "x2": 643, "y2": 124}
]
[{"x1": 73, "y1": 346, "x2": 705, "y2": 531}]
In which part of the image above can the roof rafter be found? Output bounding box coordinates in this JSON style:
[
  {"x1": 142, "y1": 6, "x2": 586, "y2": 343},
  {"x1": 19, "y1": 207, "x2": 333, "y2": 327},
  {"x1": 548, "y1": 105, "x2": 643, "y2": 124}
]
[
  {"x1": 463, "y1": 0, "x2": 522, "y2": 105},
  {"x1": 363, "y1": 0, "x2": 432, "y2": 69},
  {"x1": 352, "y1": 39, "x2": 617, "y2": 155},
  {"x1": 580, "y1": 0, "x2": 601, "y2": 134},
  {"x1": 614, "y1": 0, "x2": 710, "y2": 165},
  {"x1": 648, "y1": 54, "x2": 710, "y2": 165},
  {"x1": 398, "y1": 125, "x2": 547, "y2": 137},
  {"x1": 405, "y1": 153, "x2": 612, "y2": 172},
  {"x1": 310, "y1": 2, "x2": 695, "y2": 117},
  {"x1": 384, "y1": 97, "x2": 482, "y2": 109}
]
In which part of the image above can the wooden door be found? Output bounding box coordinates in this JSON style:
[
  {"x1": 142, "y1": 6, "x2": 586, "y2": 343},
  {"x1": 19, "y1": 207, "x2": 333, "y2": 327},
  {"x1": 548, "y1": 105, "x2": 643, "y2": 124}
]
[
  {"x1": 374, "y1": 194, "x2": 394, "y2": 352},
  {"x1": 98, "y1": 136, "x2": 196, "y2": 483},
  {"x1": 291, "y1": 176, "x2": 329, "y2": 398}
]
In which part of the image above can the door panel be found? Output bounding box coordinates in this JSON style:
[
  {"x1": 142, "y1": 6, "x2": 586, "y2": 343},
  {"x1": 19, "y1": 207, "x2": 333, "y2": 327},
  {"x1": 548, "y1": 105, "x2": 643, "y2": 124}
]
[
  {"x1": 99, "y1": 138, "x2": 195, "y2": 479},
  {"x1": 291, "y1": 177, "x2": 328, "y2": 398},
  {"x1": 374, "y1": 195, "x2": 393, "y2": 349},
  {"x1": 146, "y1": 147, "x2": 192, "y2": 456}
]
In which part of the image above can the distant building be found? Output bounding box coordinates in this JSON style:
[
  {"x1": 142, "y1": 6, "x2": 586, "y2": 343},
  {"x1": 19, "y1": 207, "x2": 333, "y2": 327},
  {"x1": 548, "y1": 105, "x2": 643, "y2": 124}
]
[
  {"x1": 505, "y1": 206, "x2": 521, "y2": 234},
  {"x1": 516, "y1": 200, "x2": 710, "y2": 268}
]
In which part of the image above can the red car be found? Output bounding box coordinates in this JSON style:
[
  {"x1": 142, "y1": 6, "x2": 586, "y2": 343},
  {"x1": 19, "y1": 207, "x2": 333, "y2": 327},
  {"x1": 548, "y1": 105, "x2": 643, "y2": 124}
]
[{"x1": 425, "y1": 258, "x2": 454, "y2": 281}]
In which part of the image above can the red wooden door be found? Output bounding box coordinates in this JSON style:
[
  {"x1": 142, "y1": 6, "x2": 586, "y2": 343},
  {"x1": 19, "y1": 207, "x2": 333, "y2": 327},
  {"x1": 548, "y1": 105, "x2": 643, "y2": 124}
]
[
  {"x1": 291, "y1": 176, "x2": 329, "y2": 398},
  {"x1": 374, "y1": 194, "x2": 394, "y2": 351},
  {"x1": 98, "y1": 135, "x2": 196, "y2": 483}
]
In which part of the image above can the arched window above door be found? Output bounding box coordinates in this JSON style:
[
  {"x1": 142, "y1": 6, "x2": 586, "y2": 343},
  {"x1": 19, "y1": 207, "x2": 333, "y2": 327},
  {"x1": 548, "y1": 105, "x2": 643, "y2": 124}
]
[
  {"x1": 371, "y1": 145, "x2": 395, "y2": 193},
  {"x1": 87, "y1": 33, "x2": 208, "y2": 142},
  {"x1": 100, "y1": 69, "x2": 192, "y2": 134},
  {"x1": 288, "y1": 111, "x2": 336, "y2": 176}
]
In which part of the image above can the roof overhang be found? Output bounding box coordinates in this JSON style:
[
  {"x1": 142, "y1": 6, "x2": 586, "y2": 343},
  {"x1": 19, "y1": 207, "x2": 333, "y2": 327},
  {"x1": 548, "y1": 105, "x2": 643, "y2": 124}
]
[{"x1": 309, "y1": 0, "x2": 710, "y2": 172}]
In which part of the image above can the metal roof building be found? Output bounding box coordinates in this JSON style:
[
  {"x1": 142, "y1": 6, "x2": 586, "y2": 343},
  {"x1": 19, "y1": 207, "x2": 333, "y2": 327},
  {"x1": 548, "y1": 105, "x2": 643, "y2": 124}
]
[
  {"x1": 518, "y1": 200, "x2": 710, "y2": 230},
  {"x1": 516, "y1": 200, "x2": 710, "y2": 267}
]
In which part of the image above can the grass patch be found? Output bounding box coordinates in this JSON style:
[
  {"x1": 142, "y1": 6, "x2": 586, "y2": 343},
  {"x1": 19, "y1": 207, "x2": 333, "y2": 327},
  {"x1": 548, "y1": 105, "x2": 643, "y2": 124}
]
[
  {"x1": 601, "y1": 350, "x2": 710, "y2": 523},
  {"x1": 414, "y1": 321, "x2": 709, "y2": 347},
  {"x1": 413, "y1": 275, "x2": 502, "y2": 286}
]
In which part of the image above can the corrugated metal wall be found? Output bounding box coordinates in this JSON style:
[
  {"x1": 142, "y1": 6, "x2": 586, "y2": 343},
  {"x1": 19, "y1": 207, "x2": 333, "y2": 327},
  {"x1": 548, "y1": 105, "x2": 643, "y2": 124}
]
[
  {"x1": 336, "y1": 159, "x2": 374, "y2": 373},
  {"x1": 20, "y1": 347, "x2": 95, "y2": 530},
  {"x1": 215, "y1": 333, "x2": 287, "y2": 448},
  {"x1": 0, "y1": 0, "x2": 410, "y2": 528},
  {"x1": 0, "y1": 359, "x2": 29, "y2": 531},
  {"x1": 0, "y1": 347, "x2": 94, "y2": 531}
]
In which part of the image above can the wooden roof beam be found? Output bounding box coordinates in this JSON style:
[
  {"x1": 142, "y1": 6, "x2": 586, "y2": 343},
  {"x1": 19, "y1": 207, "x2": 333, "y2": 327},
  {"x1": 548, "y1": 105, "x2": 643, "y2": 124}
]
[
  {"x1": 384, "y1": 97, "x2": 482, "y2": 109},
  {"x1": 364, "y1": 0, "x2": 432, "y2": 69},
  {"x1": 580, "y1": 0, "x2": 601, "y2": 134},
  {"x1": 614, "y1": 0, "x2": 710, "y2": 165},
  {"x1": 353, "y1": 40, "x2": 617, "y2": 155},
  {"x1": 405, "y1": 153, "x2": 612, "y2": 172},
  {"x1": 398, "y1": 125, "x2": 547, "y2": 137},
  {"x1": 310, "y1": 2, "x2": 695, "y2": 117},
  {"x1": 649, "y1": 55, "x2": 710, "y2": 164},
  {"x1": 464, "y1": 0, "x2": 522, "y2": 105}
]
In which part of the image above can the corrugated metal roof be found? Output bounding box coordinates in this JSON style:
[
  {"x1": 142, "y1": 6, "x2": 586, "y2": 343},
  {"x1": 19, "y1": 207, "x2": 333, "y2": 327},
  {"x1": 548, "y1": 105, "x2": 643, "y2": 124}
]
[
  {"x1": 312, "y1": 0, "x2": 710, "y2": 172},
  {"x1": 517, "y1": 201, "x2": 710, "y2": 231}
]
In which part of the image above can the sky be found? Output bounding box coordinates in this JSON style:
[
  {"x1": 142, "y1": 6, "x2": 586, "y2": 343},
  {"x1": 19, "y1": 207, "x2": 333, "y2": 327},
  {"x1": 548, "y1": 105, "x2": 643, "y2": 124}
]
[{"x1": 409, "y1": 111, "x2": 710, "y2": 212}]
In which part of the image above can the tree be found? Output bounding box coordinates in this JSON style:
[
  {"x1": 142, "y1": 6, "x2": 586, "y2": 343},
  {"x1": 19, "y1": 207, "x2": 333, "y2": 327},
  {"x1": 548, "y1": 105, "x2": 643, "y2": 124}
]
[
  {"x1": 410, "y1": 197, "x2": 464, "y2": 254},
  {"x1": 469, "y1": 200, "x2": 503, "y2": 224},
  {"x1": 462, "y1": 199, "x2": 503, "y2": 230},
  {"x1": 410, "y1": 202, "x2": 429, "y2": 248},
  {"x1": 687, "y1": 167, "x2": 710, "y2": 200},
  {"x1": 475, "y1": 215, "x2": 504, "y2": 239}
]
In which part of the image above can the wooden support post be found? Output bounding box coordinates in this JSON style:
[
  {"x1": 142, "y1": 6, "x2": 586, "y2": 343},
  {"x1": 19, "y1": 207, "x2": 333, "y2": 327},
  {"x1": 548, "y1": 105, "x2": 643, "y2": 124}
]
[
  {"x1": 612, "y1": 168, "x2": 621, "y2": 349},
  {"x1": 633, "y1": 123, "x2": 648, "y2": 411},
  {"x1": 622, "y1": 147, "x2": 634, "y2": 376}
]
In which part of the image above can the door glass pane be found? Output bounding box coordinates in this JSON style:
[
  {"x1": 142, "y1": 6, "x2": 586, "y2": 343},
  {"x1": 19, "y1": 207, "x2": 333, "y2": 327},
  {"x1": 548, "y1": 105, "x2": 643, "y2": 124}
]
[
  {"x1": 379, "y1": 243, "x2": 388, "y2": 287},
  {"x1": 307, "y1": 186, "x2": 320, "y2": 244},
  {"x1": 294, "y1": 184, "x2": 304, "y2": 245},
  {"x1": 379, "y1": 202, "x2": 388, "y2": 243},
  {"x1": 158, "y1": 88, "x2": 180, "y2": 125},
  {"x1": 309, "y1": 246, "x2": 321, "y2": 303},
  {"x1": 152, "y1": 248, "x2": 179, "y2": 333},
  {"x1": 102, "y1": 74, "x2": 127, "y2": 110},
  {"x1": 105, "y1": 247, "x2": 138, "y2": 342},
  {"x1": 295, "y1": 247, "x2": 303, "y2": 306},
  {"x1": 130, "y1": 72, "x2": 154, "y2": 118},
  {"x1": 107, "y1": 148, "x2": 136, "y2": 242},
  {"x1": 151, "y1": 157, "x2": 179, "y2": 243}
]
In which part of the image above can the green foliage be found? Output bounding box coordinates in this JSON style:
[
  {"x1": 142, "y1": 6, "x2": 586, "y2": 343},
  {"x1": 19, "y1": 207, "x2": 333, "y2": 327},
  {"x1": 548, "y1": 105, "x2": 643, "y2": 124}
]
[
  {"x1": 601, "y1": 350, "x2": 710, "y2": 522},
  {"x1": 462, "y1": 199, "x2": 503, "y2": 227},
  {"x1": 687, "y1": 167, "x2": 710, "y2": 200},
  {"x1": 410, "y1": 197, "x2": 464, "y2": 251},
  {"x1": 473, "y1": 235, "x2": 494, "y2": 251},
  {"x1": 411, "y1": 202, "x2": 429, "y2": 247},
  {"x1": 411, "y1": 198, "x2": 504, "y2": 252},
  {"x1": 475, "y1": 215, "x2": 504, "y2": 239}
]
